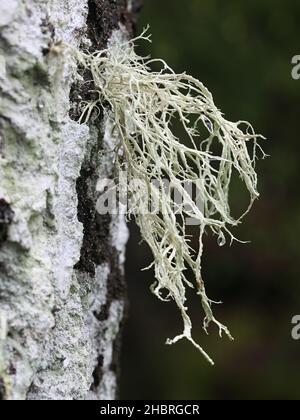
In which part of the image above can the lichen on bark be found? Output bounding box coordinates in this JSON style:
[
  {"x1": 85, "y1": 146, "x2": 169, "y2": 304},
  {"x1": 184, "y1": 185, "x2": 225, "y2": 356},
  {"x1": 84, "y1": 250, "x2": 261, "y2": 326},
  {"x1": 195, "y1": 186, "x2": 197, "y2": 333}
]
[{"x1": 0, "y1": 0, "x2": 137, "y2": 400}]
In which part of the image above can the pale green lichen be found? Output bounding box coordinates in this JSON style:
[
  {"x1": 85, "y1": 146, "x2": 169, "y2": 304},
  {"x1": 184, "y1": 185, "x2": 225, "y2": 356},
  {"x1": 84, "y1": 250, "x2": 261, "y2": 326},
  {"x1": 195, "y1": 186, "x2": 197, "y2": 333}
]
[{"x1": 71, "y1": 29, "x2": 265, "y2": 364}]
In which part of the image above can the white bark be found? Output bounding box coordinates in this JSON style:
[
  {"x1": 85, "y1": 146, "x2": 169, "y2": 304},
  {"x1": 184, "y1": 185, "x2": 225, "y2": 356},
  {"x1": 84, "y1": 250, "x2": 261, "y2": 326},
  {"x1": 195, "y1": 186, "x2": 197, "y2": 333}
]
[{"x1": 0, "y1": 0, "x2": 132, "y2": 400}]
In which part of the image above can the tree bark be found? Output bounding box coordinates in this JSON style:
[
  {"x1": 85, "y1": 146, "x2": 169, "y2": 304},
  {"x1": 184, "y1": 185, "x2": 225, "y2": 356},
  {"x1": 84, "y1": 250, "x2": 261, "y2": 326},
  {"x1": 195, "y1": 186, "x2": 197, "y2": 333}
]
[{"x1": 0, "y1": 0, "x2": 140, "y2": 400}]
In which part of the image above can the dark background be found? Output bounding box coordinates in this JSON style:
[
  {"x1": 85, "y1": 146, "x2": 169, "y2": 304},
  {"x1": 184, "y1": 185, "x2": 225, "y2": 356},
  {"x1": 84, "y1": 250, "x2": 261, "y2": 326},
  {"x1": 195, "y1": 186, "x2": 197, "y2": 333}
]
[{"x1": 120, "y1": 0, "x2": 300, "y2": 400}]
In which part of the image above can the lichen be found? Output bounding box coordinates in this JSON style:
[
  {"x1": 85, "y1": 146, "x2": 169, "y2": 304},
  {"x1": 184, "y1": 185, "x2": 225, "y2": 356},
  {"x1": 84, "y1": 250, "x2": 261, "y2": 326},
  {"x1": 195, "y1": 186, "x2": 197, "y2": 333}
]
[
  {"x1": 71, "y1": 28, "x2": 265, "y2": 364},
  {"x1": 0, "y1": 0, "x2": 128, "y2": 400}
]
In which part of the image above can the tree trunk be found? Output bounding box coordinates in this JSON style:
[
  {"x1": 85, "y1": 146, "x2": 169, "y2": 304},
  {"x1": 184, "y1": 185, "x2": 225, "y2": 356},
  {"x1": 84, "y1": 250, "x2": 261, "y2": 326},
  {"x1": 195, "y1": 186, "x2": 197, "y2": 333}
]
[{"x1": 0, "y1": 0, "x2": 140, "y2": 400}]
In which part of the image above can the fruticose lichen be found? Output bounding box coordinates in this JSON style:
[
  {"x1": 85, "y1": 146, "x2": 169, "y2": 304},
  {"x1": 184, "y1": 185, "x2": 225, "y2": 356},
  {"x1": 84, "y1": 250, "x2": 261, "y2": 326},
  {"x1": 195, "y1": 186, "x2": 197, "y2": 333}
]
[{"x1": 71, "y1": 28, "x2": 265, "y2": 365}]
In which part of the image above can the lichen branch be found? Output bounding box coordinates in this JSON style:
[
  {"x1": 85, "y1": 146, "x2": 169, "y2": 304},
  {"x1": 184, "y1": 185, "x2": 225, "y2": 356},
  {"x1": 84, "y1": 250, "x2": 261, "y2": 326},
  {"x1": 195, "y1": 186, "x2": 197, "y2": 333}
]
[{"x1": 70, "y1": 28, "x2": 265, "y2": 364}]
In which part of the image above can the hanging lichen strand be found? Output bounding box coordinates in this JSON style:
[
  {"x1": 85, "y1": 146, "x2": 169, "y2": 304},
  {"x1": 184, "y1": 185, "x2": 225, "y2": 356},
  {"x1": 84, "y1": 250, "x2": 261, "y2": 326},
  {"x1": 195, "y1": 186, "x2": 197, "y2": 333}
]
[{"x1": 73, "y1": 29, "x2": 265, "y2": 365}]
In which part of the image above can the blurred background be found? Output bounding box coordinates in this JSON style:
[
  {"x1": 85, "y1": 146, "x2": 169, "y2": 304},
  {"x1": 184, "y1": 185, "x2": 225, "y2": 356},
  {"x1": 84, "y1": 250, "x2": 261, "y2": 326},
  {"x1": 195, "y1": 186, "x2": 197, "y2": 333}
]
[{"x1": 120, "y1": 0, "x2": 300, "y2": 400}]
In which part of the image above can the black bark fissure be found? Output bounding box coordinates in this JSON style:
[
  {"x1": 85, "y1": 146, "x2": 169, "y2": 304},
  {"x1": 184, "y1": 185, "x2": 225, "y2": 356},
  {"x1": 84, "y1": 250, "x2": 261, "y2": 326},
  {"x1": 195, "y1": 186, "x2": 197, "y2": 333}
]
[
  {"x1": 87, "y1": 0, "x2": 140, "y2": 50},
  {"x1": 0, "y1": 198, "x2": 14, "y2": 245},
  {"x1": 71, "y1": 0, "x2": 141, "y2": 395}
]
